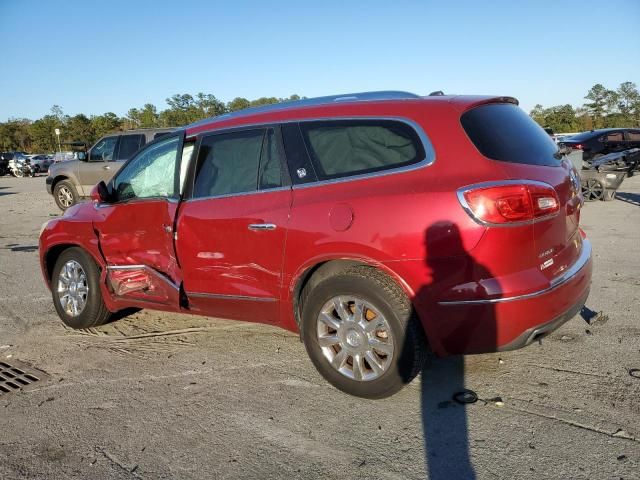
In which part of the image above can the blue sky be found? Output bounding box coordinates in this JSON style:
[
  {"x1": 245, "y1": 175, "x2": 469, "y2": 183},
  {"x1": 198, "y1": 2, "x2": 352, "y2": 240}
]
[{"x1": 1, "y1": 0, "x2": 638, "y2": 121}]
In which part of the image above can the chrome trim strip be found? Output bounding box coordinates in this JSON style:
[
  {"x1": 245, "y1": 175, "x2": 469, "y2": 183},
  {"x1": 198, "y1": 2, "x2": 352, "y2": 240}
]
[
  {"x1": 248, "y1": 223, "x2": 276, "y2": 231},
  {"x1": 107, "y1": 265, "x2": 147, "y2": 270},
  {"x1": 456, "y1": 179, "x2": 560, "y2": 228},
  {"x1": 187, "y1": 292, "x2": 277, "y2": 303},
  {"x1": 438, "y1": 239, "x2": 591, "y2": 306},
  {"x1": 184, "y1": 185, "x2": 291, "y2": 203}
]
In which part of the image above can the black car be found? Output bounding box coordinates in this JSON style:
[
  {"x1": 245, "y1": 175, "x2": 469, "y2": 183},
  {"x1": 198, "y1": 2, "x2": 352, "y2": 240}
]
[{"x1": 559, "y1": 128, "x2": 640, "y2": 165}]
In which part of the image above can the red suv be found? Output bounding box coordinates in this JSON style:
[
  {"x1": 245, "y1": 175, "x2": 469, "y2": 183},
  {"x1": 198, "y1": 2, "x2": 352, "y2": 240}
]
[{"x1": 39, "y1": 91, "x2": 592, "y2": 398}]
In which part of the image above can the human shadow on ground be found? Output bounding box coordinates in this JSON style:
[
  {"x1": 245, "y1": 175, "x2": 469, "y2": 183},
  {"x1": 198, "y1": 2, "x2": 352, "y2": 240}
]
[{"x1": 408, "y1": 221, "x2": 499, "y2": 479}]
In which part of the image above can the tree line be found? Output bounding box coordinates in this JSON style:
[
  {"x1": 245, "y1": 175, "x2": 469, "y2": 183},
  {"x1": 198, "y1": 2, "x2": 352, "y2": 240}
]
[
  {"x1": 0, "y1": 94, "x2": 301, "y2": 153},
  {"x1": 1, "y1": 82, "x2": 638, "y2": 153},
  {"x1": 529, "y1": 81, "x2": 639, "y2": 133}
]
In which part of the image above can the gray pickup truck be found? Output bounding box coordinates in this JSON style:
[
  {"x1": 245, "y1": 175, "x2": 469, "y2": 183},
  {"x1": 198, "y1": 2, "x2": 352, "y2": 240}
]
[{"x1": 46, "y1": 128, "x2": 174, "y2": 210}]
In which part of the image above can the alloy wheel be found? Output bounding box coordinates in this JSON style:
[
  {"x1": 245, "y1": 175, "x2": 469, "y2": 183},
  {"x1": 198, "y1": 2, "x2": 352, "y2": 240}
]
[
  {"x1": 57, "y1": 260, "x2": 89, "y2": 317},
  {"x1": 57, "y1": 186, "x2": 74, "y2": 208},
  {"x1": 316, "y1": 296, "x2": 394, "y2": 381},
  {"x1": 581, "y1": 179, "x2": 604, "y2": 201}
]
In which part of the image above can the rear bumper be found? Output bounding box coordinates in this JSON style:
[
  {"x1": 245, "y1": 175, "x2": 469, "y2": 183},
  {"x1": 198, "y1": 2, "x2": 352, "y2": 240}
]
[
  {"x1": 425, "y1": 239, "x2": 592, "y2": 356},
  {"x1": 45, "y1": 176, "x2": 53, "y2": 194}
]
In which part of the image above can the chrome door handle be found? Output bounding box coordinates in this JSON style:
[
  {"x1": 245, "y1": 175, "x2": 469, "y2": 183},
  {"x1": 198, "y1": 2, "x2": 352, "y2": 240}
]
[
  {"x1": 103, "y1": 165, "x2": 111, "y2": 170},
  {"x1": 248, "y1": 223, "x2": 276, "y2": 231}
]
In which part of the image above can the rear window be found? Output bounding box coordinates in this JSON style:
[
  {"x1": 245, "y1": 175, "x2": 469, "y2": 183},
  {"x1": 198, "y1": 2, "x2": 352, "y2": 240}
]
[
  {"x1": 461, "y1": 104, "x2": 560, "y2": 166},
  {"x1": 299, "y1": 120, "x2": 424, "y2": 180}
]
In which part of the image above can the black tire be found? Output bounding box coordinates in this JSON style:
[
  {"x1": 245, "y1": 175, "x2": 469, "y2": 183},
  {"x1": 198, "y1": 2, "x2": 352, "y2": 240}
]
[
  {"x1": 53, "y1": 180, "x2": 78, "y2": 210},
  {"x1": 51, "y1": 247, "x2": 111, "y2": 329},
  {"x1": 300, "y1": 266, "x2": 428, "y2": 399}
]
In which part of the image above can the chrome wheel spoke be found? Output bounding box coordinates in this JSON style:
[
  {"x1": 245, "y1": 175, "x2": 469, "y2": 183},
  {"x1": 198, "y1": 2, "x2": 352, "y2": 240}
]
[
  {"x1": 352, "y1": 353, "x2": 364, "y2": 381},
  {"x1": 365, "y1": 351, "x2": 384, "y2": 375},
  {"x1": 369, "y1": 338, "x2": 393, "y2": 356},
  {"x1": 333, "y1": 297, "x2": 350, "y2": 322},
  {"x1": 318, "y1": 334, "x2": 340, "y2": 348},
  {"x1": 331, "y1": 348, "x2": 347, "y2": 369},
  {"x1": 318, "y1": 312, "x2": 341, "y2": 331}
]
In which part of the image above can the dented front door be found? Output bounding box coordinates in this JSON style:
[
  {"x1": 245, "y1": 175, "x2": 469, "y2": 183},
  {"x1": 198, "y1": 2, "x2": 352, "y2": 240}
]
[{"x1": 92, "y1": 134, "x2": 184, "y2": 307}]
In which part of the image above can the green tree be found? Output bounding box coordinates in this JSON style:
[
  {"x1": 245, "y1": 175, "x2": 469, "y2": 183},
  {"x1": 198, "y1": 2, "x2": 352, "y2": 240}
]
[
  {"x1": 584, "y1": 84, "x2": 615, "y2": 128},
  {"x1": 91, "y1": 112, "x2": 122, "y2": 138},
  {"x1": 66, "y1": 114, "x2": 94, "y2": 145},
  {"x1": 227, "y1": 97, "x2": 251, "y2": 112},
  {"x1": 616, "y1": 81, "x2": 639, "y2": 126}
]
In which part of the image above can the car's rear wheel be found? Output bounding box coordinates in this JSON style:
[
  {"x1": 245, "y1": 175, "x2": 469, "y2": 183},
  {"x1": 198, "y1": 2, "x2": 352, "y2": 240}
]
[
  {"x1": 54, "y1": 180, "x2": 78, "y2": 210},
  {"x1": 301, "y1": 266, "x2": 427, "y2": 399},
  {"x1": 51, "y1": 247, "x2": 111, "y2": 329}
]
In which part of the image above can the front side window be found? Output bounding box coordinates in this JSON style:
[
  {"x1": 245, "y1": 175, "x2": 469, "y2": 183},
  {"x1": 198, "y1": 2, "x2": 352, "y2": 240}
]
[
  {"x1": 299, "y1": 120, "x2": 423, "y2": 180},
  {"x1": 193, "y1": 129, "x2": 264, "y2": 198},
  {"x1": 90, "y1": 136, "x2": 118, "y2": 161},
  {"x1": 113, "y1": 135, "x2": 180, "y2": 201}
]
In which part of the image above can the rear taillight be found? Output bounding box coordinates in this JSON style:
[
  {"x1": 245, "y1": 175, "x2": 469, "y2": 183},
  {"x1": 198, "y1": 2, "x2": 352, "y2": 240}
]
[
  {"x1": 459, "y1": 181, "x2": 560, "y2": 225},
  {"x1": 572, "y1": 144, "x2": 583, "y2": 150}
]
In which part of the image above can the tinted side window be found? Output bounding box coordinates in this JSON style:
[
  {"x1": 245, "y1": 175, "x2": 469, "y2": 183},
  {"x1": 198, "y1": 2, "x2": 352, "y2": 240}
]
[
  {"x1": 116, "y1": 134, "x2": 145, "y2": 160},
  {"x1": 193, "y1": 129, "x2": 264, "y2": 198},
  {"x1": 626, "y1": 130, "x2": 640, "y2": 141},
  {"x1": 299, "y1": 120, "x2": 423, "y2": 180},
  {"x1": 113, "y1": 136, "x2": 180, "y2": 201},
  {"x1": 605, "y1": 132, "x2": 623, "y2": 142},
  {"x1": 259, "y1": 128, "x2": 283, "y2": 189},
  {"x1": 90, "y1": 136, "x2": 118, "y2": 161},
  {"x1": 461, "y1": 104, "x2": 560, "y2": 166}
]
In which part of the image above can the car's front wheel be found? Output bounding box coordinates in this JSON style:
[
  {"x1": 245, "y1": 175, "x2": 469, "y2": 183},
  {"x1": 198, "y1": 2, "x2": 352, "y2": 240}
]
[
  {"x1": 301, "y1": 266, "x2": 428, "y2": 399},
  {"x1": 53, "y1": 180, "x2": 78, "y2": 210},
  {"x1": 51, "y1": 247, "x2": 111, "y2": 329}
]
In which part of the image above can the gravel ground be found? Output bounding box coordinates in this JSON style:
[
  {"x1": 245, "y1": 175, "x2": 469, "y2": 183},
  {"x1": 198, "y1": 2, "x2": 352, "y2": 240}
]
[{"x1": 0, "y1": 174, "x2": 638, "y2": 479}]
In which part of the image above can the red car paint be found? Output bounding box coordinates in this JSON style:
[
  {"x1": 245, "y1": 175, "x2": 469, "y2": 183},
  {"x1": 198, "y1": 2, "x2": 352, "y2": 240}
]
[{"x1": 39, "y1": 94, "x2": 592, "y2": 356}]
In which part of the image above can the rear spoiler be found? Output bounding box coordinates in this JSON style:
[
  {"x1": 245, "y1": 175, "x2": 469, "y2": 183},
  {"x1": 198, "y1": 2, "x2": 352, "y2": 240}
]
[{"x1": 448, "y1": 95, "x2": 519, "y2": 112}]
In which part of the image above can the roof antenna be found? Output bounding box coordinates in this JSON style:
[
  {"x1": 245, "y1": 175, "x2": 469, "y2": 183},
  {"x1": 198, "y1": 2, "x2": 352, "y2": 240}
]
[{"x1": 428, "y1": 90, "x2": 444, "y2": 96}]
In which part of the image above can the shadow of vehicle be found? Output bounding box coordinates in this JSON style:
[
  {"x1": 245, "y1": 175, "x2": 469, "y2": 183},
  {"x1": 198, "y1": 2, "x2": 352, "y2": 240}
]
[
  {"x1": 5, "y1": 244, "x2": 39, "y2": 253},
  {"x1": 0, "y1": 186, "x2": 16, "y2": 197},
  {"x1": 409, "y1": 221, "x2": 499, "y2": 479},
  {"x1": 615, "y1": 191, "x2": 640, "y2": 207}
]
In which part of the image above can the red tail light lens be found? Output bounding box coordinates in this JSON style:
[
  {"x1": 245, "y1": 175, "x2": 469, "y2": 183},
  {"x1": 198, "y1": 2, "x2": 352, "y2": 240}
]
[
  {"x1": 460, "y1": 182, "x2": 560, "y2": 224},
  {"x1": 572, "y1": 144, "x2": 583, "y2": 150}
]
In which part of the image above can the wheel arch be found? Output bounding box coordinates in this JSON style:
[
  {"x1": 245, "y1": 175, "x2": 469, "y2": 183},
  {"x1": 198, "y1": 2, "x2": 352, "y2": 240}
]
[
  {"x1": 291, "y1": 258, "x2": 416, "y2": 331},
  {"x1": 43, "y1": 243, "x2": 104, "y2": 286}
]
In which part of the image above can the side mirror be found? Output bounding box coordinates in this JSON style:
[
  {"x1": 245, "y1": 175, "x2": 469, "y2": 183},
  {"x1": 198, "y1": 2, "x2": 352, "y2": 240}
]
[
  {"x1": 90, "y1": 181, "x2": 110, "y2": 204},
  {"x1": 77, "y1": 152, "x2": 87, "y2": 161}
]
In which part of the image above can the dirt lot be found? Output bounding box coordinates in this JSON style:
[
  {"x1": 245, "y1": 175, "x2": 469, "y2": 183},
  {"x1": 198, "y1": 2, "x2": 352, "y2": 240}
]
[{"x1": 0, "y1": 175, "x2": 638, "y2": 479}]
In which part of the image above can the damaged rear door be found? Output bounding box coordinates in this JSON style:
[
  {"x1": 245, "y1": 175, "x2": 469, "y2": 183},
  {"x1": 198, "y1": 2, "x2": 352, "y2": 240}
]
[{"x1": 92, "y1": 132, "x2": 186, "y2": 307}]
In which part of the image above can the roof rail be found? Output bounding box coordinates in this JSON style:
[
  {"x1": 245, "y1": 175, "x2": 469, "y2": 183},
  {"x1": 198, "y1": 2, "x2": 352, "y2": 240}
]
[{"x1": 187, "y1": 90, "x2": 420, "y2": 128}]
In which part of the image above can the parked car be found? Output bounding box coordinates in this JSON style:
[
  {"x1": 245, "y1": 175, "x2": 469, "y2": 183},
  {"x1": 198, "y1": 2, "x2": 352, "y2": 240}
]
[
  {"x1": 558, "y1": 128, "x2": 640, "y2": 167},
  {"x1": 29, "y1": 154, "x2": 53, "y2": 173},
  {"x1": 46, "y1": 128, "x2": 174, "y2": 210},
  {"x1": 0, "y1": 152, "x2": 12, "y2": 175},
  {"x1": 39, "y1": 91, "x2": 592, "y2": 398}
]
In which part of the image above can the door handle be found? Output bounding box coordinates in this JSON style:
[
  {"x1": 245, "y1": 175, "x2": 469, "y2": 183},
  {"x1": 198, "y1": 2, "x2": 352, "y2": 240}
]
[
  {"x1": 103, "y1": 165, "x2": 111, "y2": 170},
  {"x1": 248, "y1": 223, "x2": 276, "y2": 231}
]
